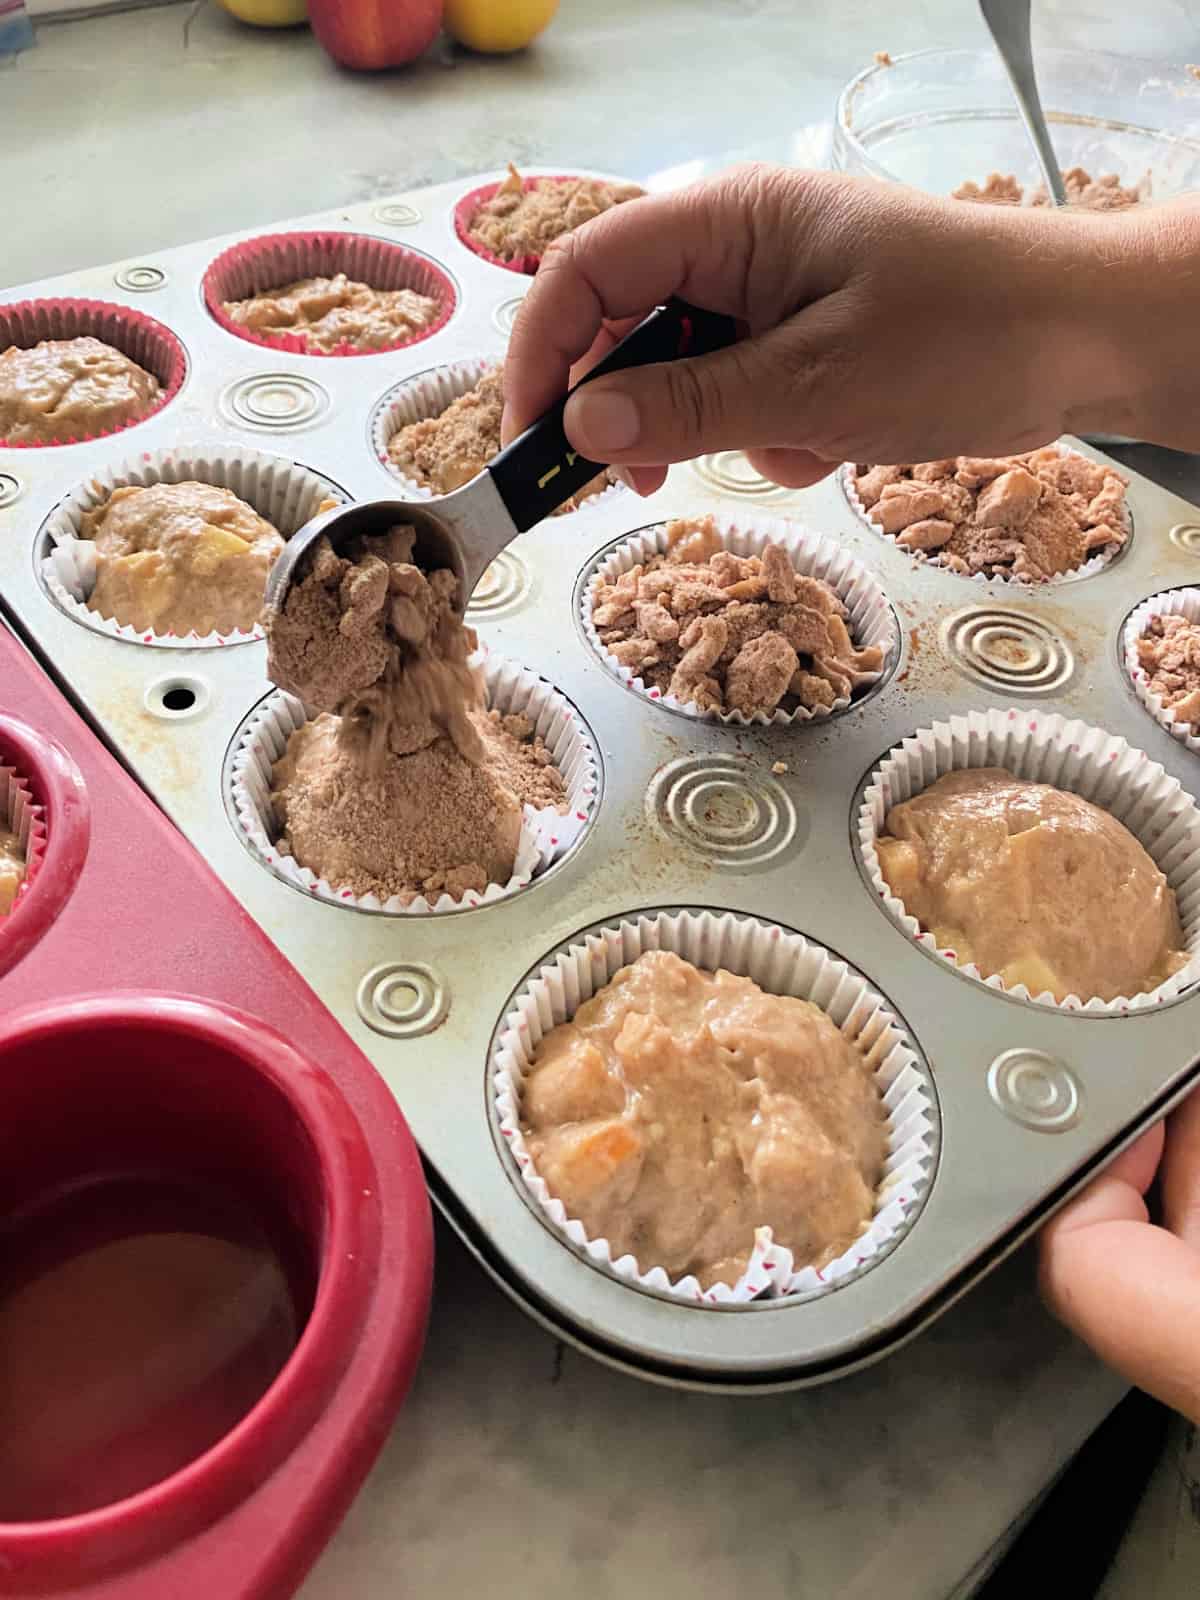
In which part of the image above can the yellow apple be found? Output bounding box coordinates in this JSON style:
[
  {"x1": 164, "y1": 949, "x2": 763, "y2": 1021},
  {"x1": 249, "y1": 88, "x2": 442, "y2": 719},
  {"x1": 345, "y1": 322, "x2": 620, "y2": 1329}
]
[
  {"x1": 444, "y1": 0, "x2": 558, "y2": 53},
  {"x1": 218, "y1": 0, "x2": 309, "y2": 27}
]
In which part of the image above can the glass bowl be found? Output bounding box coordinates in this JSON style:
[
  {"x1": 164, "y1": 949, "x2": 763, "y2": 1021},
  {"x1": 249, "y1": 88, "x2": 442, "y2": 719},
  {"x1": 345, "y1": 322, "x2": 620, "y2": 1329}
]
[{"x1": 833, "y1": 48, "x2": 1200, "y2": 200}]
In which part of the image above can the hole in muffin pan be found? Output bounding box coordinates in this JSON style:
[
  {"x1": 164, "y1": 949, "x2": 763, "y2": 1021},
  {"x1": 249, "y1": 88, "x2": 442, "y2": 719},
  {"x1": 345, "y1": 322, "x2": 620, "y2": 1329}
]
[
  {"x1": 487, "y1": 906, "x2": 941, "y2": 1312},
  {"x1": 851, "y1": 709, "x2": 1200, "y2": 1017},
  {"x1": 575, "y1": 517, "x2": 901, "y2": 727},
  {"x1": 221, "y1": 663, "x2": 603, "y2": 919},
  {"x1": 144, "y1": 676, "x2": 209, "y2": 721},
  {"x1": 839, "y1": 461, "x2": 1135, "y2": 589}
]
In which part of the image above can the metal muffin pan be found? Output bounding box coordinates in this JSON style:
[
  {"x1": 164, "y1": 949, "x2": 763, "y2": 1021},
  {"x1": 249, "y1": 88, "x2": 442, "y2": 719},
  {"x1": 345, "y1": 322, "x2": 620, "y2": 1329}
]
[{"x1": 5, "y1": 170, "x2": 1200, "y2": 1392}]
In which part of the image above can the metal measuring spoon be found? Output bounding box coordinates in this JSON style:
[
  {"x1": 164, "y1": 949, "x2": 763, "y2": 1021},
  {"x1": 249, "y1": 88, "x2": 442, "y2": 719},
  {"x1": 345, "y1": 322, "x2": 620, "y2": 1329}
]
[
  {"x1": 978, "y1": 0, "x2": 1068, "y2": 207},
  {"x1": 265, "y1": 298, "x2": 737, "y2": 614}
]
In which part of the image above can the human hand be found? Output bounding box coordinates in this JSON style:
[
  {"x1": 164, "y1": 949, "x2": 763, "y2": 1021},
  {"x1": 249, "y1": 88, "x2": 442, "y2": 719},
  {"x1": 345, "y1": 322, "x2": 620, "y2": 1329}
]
[
  {"x1": 501, "y1": 165, "x2": 1191, "y2": 492},
  {"x1": 1039, "y1": 1086, "x2": 1200, "y2": 1424}
]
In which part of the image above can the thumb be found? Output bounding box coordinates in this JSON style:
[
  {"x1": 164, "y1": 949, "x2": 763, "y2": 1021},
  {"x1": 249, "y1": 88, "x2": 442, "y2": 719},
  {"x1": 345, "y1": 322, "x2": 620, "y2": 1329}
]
[{"x1": 562, "y1": 323, "x2": 819, "y2": 466}]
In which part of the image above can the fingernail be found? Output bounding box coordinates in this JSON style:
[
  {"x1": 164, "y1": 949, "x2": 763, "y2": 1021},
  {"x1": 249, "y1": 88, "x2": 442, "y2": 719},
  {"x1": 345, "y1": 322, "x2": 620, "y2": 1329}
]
[{"x1": 565, "y1": 386, "x2": 640, "y2": 455}]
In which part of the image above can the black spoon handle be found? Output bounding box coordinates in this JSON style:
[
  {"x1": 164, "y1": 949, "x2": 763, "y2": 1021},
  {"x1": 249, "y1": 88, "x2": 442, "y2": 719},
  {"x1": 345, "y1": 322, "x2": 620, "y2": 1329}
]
[{"x1": 487, "y1": 298, "x2": 737, "y2": 534}]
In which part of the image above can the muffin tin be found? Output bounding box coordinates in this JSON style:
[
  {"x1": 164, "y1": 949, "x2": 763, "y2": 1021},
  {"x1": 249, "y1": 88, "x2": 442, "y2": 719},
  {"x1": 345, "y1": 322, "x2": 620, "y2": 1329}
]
[{"x1": 5, "y1": 168, "x2": 1200, "y2": 1391}]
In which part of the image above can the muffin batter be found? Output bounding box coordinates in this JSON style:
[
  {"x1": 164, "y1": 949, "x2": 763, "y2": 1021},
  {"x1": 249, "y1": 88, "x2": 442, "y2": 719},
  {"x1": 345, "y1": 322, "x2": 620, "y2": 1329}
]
[
  {"x1": 222, "y1": 273, "x2": 439, "y2": 354},
  {"x1": 521, "y1": 949, "x2": 886, "y2": 1289},
  {"x1": 590, "y1": 515, "x2": 883, "y2": 714},
  {"x1": 1136, "y1": 614, "x2": 1200, "y2": 728},
  {"x1": 853, "y1": 448, "x2": 1128, "y2": 580},
  {"x1": 876, "y1": 769, "x2": 1189, "y2": 1002},
  {"x1": 82, "y1": 481, "x2": 286, "y2": 638},
  {"x1": 264, "y1": 527, "x2": 567, "y2": 901},
  {"x1": 467, "y1": 163, "x2": 643, "y2": 262},
  {"x1": 954, "y1": 166, "x2": 1148, "y2": 209},
  {"x1": 0, "y1": 338, "x2": 160, "y2": 445},
  {"x1": 0, "y1": 827, "x2": 25, "y2": 915},
  {"x1": 388, "y1": 366, "x2": 614, "y2": 511}
]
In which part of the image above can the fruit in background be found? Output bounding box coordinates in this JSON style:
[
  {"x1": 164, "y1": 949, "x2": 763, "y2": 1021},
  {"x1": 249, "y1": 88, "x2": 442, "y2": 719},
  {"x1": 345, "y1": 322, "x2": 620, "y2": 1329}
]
[
  {"x1": 308, "y1": 0, "x2": 442, "y2": 69},
  {"x1": 218, "y1": 0, "x2": 309, "y2": 25},
  {"x1": 444, "y1": 0, "x2": 558, "y2": 53}
]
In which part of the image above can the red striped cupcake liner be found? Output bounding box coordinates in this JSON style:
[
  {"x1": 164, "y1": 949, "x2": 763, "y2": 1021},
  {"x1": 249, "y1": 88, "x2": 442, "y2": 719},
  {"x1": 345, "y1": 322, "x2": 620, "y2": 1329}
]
[
  {"x1": 202, "y1": 231, "x2": 456, "y2": 357},
  {"x1": 0, "y1": 298, "x2": 186, "y2": 448},
  {"x1": 0, "y1": 763, "x2": 46, "y2": 919}
]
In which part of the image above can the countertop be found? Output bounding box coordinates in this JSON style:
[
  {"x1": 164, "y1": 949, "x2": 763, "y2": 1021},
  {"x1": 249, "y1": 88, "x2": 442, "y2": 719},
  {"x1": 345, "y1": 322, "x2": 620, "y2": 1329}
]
[{"x1": 3, "y1": 2, "x2": 1196, "y2": 1594}]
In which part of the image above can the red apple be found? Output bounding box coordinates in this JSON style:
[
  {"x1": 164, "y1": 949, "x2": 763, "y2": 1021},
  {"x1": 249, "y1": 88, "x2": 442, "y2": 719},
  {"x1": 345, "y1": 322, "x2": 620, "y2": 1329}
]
[{"x1": 309, "y1": 0, "x2": 442, "y2": 69}]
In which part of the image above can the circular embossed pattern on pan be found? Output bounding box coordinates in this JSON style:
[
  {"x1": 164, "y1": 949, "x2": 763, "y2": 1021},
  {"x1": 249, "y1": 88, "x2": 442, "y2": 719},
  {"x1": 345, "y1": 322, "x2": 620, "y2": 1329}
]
[
  {"x1": 646, "y1": 756, "x2": 804, "y2": 870},
  {"x1": 940, "y1": 606, "x2": 1075, "y2": 695},
  {"x1": 0, "y1": 473, "x2": 23, "y2": 510},
  {"x1": 987, "y1": 1048, "x2": 1082, "y2": 1132},
  {"x1": 372, "y1": 202, "x2": 422, "y2": 228},
  {"x1": 492, "y1": 296, "x2": 525, "y2": 337},
  {"x1": 465, "y1": 552, "x2": 532, "y2": 620},
  {"x1": 114, "y1": 265, "x2": 166, "y2": 293},
  {"x1": 357, "y1": 962, "x2": 449, "y2": 1038},
  {"x1": 219, "y1": 373, "x2": 331, "y2": 432},
  {"x1": 690, "y1": 451, "x2": 796, "y2": 502},
  {"x1": 1169, "y1": 523, "x2": 1200, "y2": 556}
]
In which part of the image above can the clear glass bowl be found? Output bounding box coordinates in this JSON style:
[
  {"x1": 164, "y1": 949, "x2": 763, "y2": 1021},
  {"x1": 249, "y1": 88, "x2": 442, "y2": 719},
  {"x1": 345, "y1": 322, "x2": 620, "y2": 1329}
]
[{"x1": 833, "y1": 48, "x2": 1200, "y2": 200}]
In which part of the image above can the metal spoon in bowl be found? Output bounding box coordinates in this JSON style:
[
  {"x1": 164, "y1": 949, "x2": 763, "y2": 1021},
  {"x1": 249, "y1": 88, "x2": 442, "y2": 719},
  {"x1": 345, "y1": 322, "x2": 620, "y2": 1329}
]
[
  {"x1": 978, "y1": 0, "x2": 1068, "y2": 207},
  {"x1": 264, "y1": 298, "x2": 737, "y2": 615}
]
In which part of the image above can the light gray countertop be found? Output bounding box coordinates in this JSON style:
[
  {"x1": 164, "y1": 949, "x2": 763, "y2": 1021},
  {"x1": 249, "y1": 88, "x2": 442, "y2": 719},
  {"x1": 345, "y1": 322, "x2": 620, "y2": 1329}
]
[{"x1": 3, "y1": 2, "x2": 1195, "y2": 1593}]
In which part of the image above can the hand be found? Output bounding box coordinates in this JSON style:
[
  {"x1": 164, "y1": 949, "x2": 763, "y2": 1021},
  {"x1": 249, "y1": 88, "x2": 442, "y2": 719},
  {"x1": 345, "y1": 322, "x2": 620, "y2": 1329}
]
[
  {"x1": 501, "y1": 165, "x2": 1198, "y2": 491},
  {"x1": 1039, "y1": 1085, "x2": 1200, "y2": 1423}
]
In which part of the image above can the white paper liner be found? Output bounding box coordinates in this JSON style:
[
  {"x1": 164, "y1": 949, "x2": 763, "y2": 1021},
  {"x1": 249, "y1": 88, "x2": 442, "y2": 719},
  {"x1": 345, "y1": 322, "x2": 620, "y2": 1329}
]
[
  {"x1": 369, "y1": 357, "x2": 624, "y2": 519},
  {"x1": 580, "y1": 513, "x2": 898, "y2": 725},
  {"x1": 840, "y1": 446, "x2": 1131, "y2": 587},
  {"x1": 38, "y1": 448, "x2": 349, "y2": 649},
  {"x1": 493, "y1": 908, "x2": 938, "y2": 1306},
  {"x1": 228, "y1": 652, "x2": 598, "y2": 915},
  {"x1": 857, "y1": 708, "x2": 1200, "y2": 1013},
  {"x1": 1123, "y1": 589, "x2": 1200, "y2": 757}
]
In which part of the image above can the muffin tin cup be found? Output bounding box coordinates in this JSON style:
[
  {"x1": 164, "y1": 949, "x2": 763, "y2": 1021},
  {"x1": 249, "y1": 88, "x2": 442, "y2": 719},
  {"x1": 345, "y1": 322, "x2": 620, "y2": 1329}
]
[
  {"x1": 580, "y1": 512, "x2": 899, "y2": 725},
  {"x1": 1122, "y1": 588, "x2": 1200, "y2": 756},
  {"x1": 369, "y1": 356, "x2": 623, "y2": 517},
  {"x1": 38, "y1": 446, "x2": 349, "y2": 649},
  {"x1": 0, "y1": 298, "x2": 186, "y2": 448},
  {"x1": 228, "y1": 652, "x2": 598, "y2": 915},
  {"x1": 840, "y1": 445, "x2": 1130, "y2": 586},
  {"x1": 201, "y1": 231, "x2": 456, "y2": 357},
  {"x1": 856, "y1": 707, "x2": 1200, "y2": 1013},
  {"x1": 453, "y1": 173, "x2": 591, "y2": 275},
  {"x1": 492, "y1": 907, "x2": 938, "y2": 1307}
]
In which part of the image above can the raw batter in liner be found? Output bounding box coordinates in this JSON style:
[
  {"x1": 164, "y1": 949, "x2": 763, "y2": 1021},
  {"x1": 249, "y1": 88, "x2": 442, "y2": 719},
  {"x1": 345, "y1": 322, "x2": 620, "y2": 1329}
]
[
  {"x1": 388, "y1": 366, "x2": 615, "y2": 511},
  {"x1": 0, "y1": 827, "x2": 25, "y2": 915},
  {"x1": 222, "y1": 273, "x2": 440, "y2": 354},
  {"x1": 521, "y1": 949, "x2": 887, "y2": 1289},
  {"x1": 81, "y1": 481, "x2": 293, "y2": 638},
  {"x1": 264, "y1": 526, "x2": 567, "y2": 903},
  {"x1": 0, "y1": 338, "x2": 160, "y2": 444},
  {"x1": 590, "y1": 514, "x2": 883, "y2": 714},
  {"x1": 876, "y1": 769, "x2": 1189, "y2": 1003},
  {"x1": 467, "y1": 163, "x2": 643, "y2": 262}
]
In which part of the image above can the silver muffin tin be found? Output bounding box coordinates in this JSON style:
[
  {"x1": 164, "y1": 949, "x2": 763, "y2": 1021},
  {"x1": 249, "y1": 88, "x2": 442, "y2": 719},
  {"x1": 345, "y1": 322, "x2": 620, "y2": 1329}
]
[{"x1": 5, "y1": 170, "x2": 1200, "y2": 1392}]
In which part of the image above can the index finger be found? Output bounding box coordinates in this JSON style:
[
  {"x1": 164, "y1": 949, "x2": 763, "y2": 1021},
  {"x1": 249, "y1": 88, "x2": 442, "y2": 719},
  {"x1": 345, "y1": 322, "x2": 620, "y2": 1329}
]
[{"x1": 501, "y1": 179, "x2": 756, "y2": 441}]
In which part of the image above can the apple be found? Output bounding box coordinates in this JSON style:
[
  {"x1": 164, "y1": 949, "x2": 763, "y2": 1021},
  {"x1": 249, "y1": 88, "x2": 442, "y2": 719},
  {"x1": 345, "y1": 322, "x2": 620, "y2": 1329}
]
[{"x1": 308, "y1": 0, "x2": 442, "y2": 69}]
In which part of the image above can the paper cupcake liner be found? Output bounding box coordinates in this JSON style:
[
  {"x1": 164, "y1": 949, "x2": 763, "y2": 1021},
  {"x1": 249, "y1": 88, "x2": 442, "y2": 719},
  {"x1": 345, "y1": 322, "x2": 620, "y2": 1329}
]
[
  {"x1": 202, "y1": 231, "x2": 456, "y2": 357},
  {"x1": 369, "y1": 357, "x2": 624, "y2": 517},
  {"x1": 580, "y1": 513, "x2": 898, "y2": 726},
  {"x1": 1122, "y1": 589, "x2": 1200, "y2": 757},
  {"x1": 0, "y1": 763, "x2": 46, "y2": 920},
  {"x1": 37, "y1": 447, "x2": 350, "y2": 650},
  {"x1": 0, "y1": 298, "x2": 186, "y2": 448},
  {"x1": 493, "y1": 907, "x2": 938, "y2": 1306},
  {"x1": 228, "y1": 653, "x2": 598, "y2": 915},
  {"x1": 840, "y1": 447, "x2": 1130, "y2": 587},
  {"x1": 857, "y1": 707, "x2": 1200, "y2": 1013},
  {"x1": 453, "y1": 173, "x2": 589, "y2": 275}
]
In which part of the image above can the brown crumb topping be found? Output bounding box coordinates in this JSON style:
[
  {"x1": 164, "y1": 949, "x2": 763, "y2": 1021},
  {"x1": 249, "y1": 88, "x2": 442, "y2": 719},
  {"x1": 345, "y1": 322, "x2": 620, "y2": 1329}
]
[
  {"x1": 468, "y1": 163, "x2": 643, "y2": 262},
  {"x1": 590, "y1": 515, "x2": 884, "y2": 716},
  {"x1": 1137, "y1": 614, "x2": 1200, "y2": 728},
  {"x1": 854, "y1": 448, "x2": 1128, "y2": 580},
  {"x1": 953, "y1": 166, "x2": 1149, "y2": 210}
]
